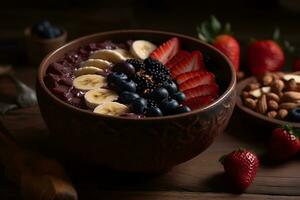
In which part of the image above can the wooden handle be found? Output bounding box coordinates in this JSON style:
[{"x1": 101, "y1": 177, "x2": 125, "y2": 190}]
[{"x1": 0, "y1": 127, "x2": 78, "y2": 200}]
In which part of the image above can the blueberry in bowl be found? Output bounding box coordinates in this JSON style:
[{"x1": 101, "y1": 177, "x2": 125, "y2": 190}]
[{"x1": 37, "y1": 30, "x2": 236, "y2": 172}]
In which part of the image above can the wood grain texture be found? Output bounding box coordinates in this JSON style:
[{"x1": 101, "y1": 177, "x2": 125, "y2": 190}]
[{"x1": 1, "y1": 107, "x2": 300, "y2": 198}]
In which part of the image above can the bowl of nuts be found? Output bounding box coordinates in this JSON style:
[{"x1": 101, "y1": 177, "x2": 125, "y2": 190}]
[{"x1": 237, "y1": 72, "x2": 300, "y2": 129}]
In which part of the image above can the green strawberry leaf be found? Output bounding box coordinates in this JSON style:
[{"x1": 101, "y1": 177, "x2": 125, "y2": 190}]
[
  {"x1": 273, "y1": 28, "x2": 280, "y2": 41},
  {"x1": 210, "y1": 15, "x2": 222, "y2": 35},
  {"x1": 200, "y1": 20, "x2": 214, "y2": 43}
]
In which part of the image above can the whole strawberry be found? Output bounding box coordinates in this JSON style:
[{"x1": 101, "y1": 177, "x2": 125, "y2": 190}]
[
  {"x1": 268, "y1": 125, "x2": 300, "y2": 161},
  {"x1": 197, "y1": 16, "x2": 240, "y2": 72},
  {"x1": 219, "y1": 149, "x2": 259, "y2": 192},
  {"x1": 247, "y1": 40, "x2": 284, "y2": 75}
]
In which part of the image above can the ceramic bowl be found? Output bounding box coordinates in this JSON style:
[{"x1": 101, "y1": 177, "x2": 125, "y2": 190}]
[{"x1": 36, "y1": 30, "x2": 236, "y2": 172}]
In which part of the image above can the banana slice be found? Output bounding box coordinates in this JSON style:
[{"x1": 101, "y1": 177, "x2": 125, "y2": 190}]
[
  {"x1": 84, "y1": 88, "x2": 118, "y2": 109},
  {"x1": 74, "y1": 66, "x2": 104, "y2": 77},
  {"x1": 115, "y1": 48, "x2": 134, "y2": 59},
  {"x1": 80, "y1": 59, "x2": 112, "y2": 70},
  {"x1": 73, "y1": 74, "x2": 106, "y2": 91},
  {"x1": 89, "y1": 49, "x2": 126, "y2": 63},
  {"x1": 130, "y1": 40, "x2": 157, "y2": 60},
  {"x1": 93, "y1": 102, "x2": 129, "y2": 116}
]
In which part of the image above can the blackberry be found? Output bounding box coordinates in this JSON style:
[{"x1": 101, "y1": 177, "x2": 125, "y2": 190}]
[
  {"x1": 144, "y1": 58, "x2": 171, "y2": 82},
  {"x1": 147, "y1": 99, "x2": 157, "y2": 108},
  {"x1": 126, "y1": 59, "x2": 145, "y2": 71},
  {"x1": 134, "y1": 74, "x2": 155, "y2": 94}
]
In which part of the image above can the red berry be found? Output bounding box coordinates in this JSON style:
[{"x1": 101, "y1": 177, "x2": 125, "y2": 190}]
[
  {"x1": 176, "y1": 71, "x2": 207, "y2": 84},
  {"x1": 220, "y1": 149, "x2": 259, "y2": 192},
  {"x1": 150, "y1": 37, "x2": 180, "y2": 64},
  {"x1": 170, "y1": 52, "x2": 206, "y2": 78},
  {"x1": 179, "y1": 71, "x2": 215, "y2": 91},
  {"x1": 268, "y1": 126, "x2": 300, "y2": 161},
  {"x1": 247, "y1": 40, "x2": 285, "y2": 75},
  {"x1": 183, "y1": 83, "x2": 218, "y2": 101},
  {"x1": 184, "y1": 95, "x2": 214, "y2": 110},
  {"x1": 165, "y1": 50, "x2": 190, "y2": 69},
  {"x1": 213, "y1": 35, "x2": 240, "y2": 72},
  {"x1": 191, "y1": 50, "x2": 206, "y2": 71}
]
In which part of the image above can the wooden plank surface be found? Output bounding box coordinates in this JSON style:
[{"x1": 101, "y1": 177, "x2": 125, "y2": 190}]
[{"x1": 1, "y1": 107, "x2": 300, "y2": 199}]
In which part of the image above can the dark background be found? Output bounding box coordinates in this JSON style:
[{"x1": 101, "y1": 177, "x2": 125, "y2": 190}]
[{"x1": 1, "y1": 0, "x2": 300, "y2": 66}]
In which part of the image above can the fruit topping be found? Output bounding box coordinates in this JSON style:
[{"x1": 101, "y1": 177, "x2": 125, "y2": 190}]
[
  {"x1": 79, "y1": 59, "x2": 112, "y2": 70},
  {"x1": 159, "y1": 98, "x2": 179, "y2": 115},
  {"x1": 118, "y1": 91, "x2": 140, "y2": 104},
  {"x1": 73, "y1": 74, "x2": 107, "y2": 91},
  {"x1": 150, "y1": 37, "x2": 180, "y2": 64},
  {"x1": 179, "y1": 71, "x2": 215, "y2": 91},
  {"x1": 93, "y1": 102, "x2": 129, "y2": 116},
  {"x1": 90, "y1": 49, "x2": 126, "y2": 63},
  {"x1": 74, "y1": 66, "x2": 104, "y2": 77},
  {"x1": 84, "y1": 88, "x2": 118, "y2": 109},
  {"x1": 131, "y1": 97, "x2": 148, "y2": 114},
  {"x1": 112, "y1": 62, "x2": 136, "y2": 78},
  {"x1": 130, "y1": 40, "x2": 157, "y2": 59}
]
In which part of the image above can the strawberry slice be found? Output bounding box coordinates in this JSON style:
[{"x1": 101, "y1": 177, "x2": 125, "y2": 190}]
[
  {"x1": 170, "y1": 51, "x2": 206, "y2": 78},
  {"x1": 183, "y1": 83, "x2": 219, "y2": 101},
  {"x1": 179, "y1": 72, "x2": 215, "y2": 91},
  {"x1": 165, "y1": 51, "x2": 191, "y2": 69},
  {"x1": 176, "y1": 71, "x2": 206, "y2": 84},
  {"x1": 150, "y1": 37, "x2": 180, "y2": 64},
  {"x1": 191, "y1": 51, "x2": 206, "y2": 71},
  {"x1": 185, "y1": 95, "x2": 215, "y2": 110}
]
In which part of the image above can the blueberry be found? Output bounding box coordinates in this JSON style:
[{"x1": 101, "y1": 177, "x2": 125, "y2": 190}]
[
  {"x1": 131, "y1": 98, "x2": 148, "y2": 114},
  {"x1": 115, "y1": 79, "x2": 136, "y2": 92},
  {"x1": 146, "y1": 106, "x2": 163, "y2": 117},
  {"x1": 172, "y1": 92, "x2": 186, "y2": 103},
  {"x1": 40, "y1": 20, "x2": 51, "y2": 27},
  {"x1": 52, "y1": 27, "x2": 62, "y2": 37},
  {"x1": 107, "y1": 72, "x2": 128, "y2": 83},
  {"x1": 176, "y1": 105, "x2": 191, "y2": 114},
  {"x1": 160, "y1": 98, "x2": 179, "y2": 115},
  {"x1": 163, "y1": 80, "x2": 178, "y2": 94},
  {"x1": 112, "y1": 62, "x2": 135, "y2": 78},
  {"x1": 289, "y1": 108, "x2": 300, "y2": 122},
  {"x1": 150, "y1": 87, "x2": 169, "y2": 102},
  {"x1": 118, "y1": 91, "x2": 140, "y2": 104}
]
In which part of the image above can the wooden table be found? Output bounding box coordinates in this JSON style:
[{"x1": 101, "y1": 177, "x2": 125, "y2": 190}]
[{"x1": 0, "y1": 68, "x2": 300, "y2": 199}]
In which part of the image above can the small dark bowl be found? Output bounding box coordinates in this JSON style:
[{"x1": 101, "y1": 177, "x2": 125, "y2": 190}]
[
  {"x1": 36, "y1": 30, "x2": 236, "y2": 172},
  {"x1": 237, "y1": 76, "x2": 300, "y2": 129}
]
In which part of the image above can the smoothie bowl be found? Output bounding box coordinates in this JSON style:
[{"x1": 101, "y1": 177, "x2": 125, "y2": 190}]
[{"x1": 37, "y1": 30, "x2": 236, "y2": 172}]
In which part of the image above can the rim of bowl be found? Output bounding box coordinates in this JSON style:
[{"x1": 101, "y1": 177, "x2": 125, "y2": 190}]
[{"x1": 38, "y1": 29, "x2": 236, "y2": 121}]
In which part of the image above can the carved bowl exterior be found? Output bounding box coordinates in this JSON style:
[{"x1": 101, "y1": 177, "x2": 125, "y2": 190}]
[{"x1": 36, "y1": 30, "x2": 236, "y2": 172}]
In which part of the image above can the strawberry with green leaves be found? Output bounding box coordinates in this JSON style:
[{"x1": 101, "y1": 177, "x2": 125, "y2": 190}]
[
  {"x1": 220, "y1": 149, "x2": 259, "y2": 192},
  {"x1": 197, "y1": 15, "x2": 240, "y2": 72},
  {"x1": 247, "y1": 29, "x2": 295, "y2": 75},
  {"x1": 268, "y1": 125, "x2": 300, "y2": 161}
]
